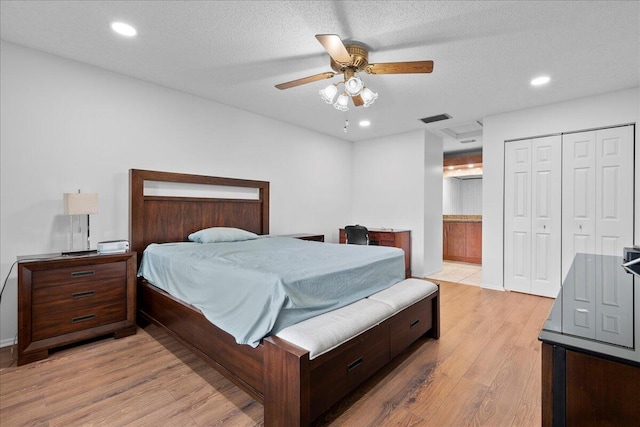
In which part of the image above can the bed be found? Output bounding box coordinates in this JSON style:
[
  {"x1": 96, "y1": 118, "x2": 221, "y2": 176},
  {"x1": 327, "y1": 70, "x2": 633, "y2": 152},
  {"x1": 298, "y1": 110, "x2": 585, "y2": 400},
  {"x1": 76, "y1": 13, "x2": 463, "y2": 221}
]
[{"x1": 130, "y1": 168, "x2": 440, "y2": 426}]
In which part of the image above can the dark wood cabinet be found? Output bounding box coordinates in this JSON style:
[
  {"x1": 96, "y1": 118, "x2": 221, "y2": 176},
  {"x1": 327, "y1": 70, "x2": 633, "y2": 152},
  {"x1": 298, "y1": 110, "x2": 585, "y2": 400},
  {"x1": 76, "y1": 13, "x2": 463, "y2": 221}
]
[
  {"x1": 17, "y1": 252, "x2": 137, "y2": 365},
  {"x1": 542, "y1": 343, "x2": 640, "y2": 426},
  {"x1": 443, "y1": 221, "x2": 481, "y2": 264},
  {"x1": 339, "y1": 228, "x2": 411, "y2": 278}
]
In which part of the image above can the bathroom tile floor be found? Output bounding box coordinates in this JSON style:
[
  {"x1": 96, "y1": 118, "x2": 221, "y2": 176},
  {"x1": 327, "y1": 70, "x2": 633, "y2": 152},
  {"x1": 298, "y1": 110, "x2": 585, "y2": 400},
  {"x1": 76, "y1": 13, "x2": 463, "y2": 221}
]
[{"x1": 426, "y1": 260, "x2": 482, "y2": 286}]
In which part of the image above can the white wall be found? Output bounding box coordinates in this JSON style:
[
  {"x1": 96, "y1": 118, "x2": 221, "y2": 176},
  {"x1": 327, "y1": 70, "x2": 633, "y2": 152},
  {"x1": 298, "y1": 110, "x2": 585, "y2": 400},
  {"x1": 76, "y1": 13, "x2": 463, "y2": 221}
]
[
  {"x1": 443, "y1": 177, "x2": 482, "y2": 215},
  {"x1": 482, "y1": 87, "x2": 640, "y2": 291},
  {"x1": 460, "y1": 178, "x2": 482, "y2": 215},
  {"x1": 351, "y1": 130, "x2": 443, "y2": 277},
  {"x1": 0, "y1": 41, "x2": 353, "y2": 346},
  {"x1": 423, "y1": 131, "x2": 444, "y2": 276},
  {"x1": 442, "y1": 177, "x2": 461, "y2": 215}
]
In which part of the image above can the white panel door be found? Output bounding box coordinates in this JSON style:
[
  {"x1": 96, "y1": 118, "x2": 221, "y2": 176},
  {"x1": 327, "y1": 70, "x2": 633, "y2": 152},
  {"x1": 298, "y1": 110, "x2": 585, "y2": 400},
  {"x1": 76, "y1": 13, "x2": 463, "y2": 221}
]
[
  {"x1": 561, "y1": 125, "x2": 634, "y2": 344},
  {"x1": 594, "y1": 126, "x2": 634, "y2": 346},
  {"x1": 504, "y1": 140, "x2": 532, "y2": 293},
  {"x1": 562, "y1": 131, "x2": 597, "y2": 280},
  {"x1": 531, "y1": 136, "x2": 562, "y2": 297},
  {"x1": 504, "y1": 136, "x2": 561, "y2": 296},
  {"x1": 594, "y1": 126, "x2": 634, "y2": 255}
]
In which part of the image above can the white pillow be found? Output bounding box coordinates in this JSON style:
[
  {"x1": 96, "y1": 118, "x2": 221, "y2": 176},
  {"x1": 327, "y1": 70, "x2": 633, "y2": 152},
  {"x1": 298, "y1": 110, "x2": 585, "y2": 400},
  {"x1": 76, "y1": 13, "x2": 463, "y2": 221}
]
[{"x1": 188, "y1": 227, "x2": 258, "y2": 243}]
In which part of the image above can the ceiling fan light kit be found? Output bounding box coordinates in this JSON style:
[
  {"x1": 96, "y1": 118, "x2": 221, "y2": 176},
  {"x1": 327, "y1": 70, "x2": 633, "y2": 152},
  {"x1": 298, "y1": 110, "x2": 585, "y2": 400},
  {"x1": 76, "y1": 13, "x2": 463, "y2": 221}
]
[{"x1": 276, "y1": 34, "x2": 433, "y2": 112}]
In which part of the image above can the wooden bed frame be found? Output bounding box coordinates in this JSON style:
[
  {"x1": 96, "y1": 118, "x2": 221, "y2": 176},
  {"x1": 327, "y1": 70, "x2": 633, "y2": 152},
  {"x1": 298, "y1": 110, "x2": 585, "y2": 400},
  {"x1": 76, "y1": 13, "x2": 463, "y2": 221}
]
[{"x1": 129, "y1": 168, "x2": 440, "y2": 426}]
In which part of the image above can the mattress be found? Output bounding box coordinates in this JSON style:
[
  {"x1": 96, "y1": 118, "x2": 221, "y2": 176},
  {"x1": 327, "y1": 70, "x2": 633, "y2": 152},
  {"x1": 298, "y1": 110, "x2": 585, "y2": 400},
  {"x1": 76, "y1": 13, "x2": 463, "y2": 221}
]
[{"x1": 138, "y1": 236, "x2": 405, "y2": 347}]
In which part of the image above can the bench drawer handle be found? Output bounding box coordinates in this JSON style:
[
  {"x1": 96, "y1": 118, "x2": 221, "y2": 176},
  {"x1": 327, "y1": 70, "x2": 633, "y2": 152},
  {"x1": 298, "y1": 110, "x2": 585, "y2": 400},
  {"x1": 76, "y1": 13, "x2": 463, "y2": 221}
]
[
  {"x1": 71, "y1": 270, "x2": 95, "y2": 278},
  {"x1": 71, "y1": 314, "x2": 96, "y2": 323},
  {"x1": 347, "y1": 357, "x2": 364, "y2": 372},
  {"x1": 72, "y1": 290, "x2": 95, "y2": 299},
  {"x1": 410, "y1": 319, "x2": 420, "y2": 329}
]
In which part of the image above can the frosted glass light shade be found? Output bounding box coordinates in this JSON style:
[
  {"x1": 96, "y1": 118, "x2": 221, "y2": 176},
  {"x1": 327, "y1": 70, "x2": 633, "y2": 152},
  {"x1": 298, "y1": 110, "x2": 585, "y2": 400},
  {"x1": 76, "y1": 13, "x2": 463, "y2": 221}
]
[
  {"x1": 344, "y1": 77, "x2": 364, "y2": 96},
  {"x1": 361, "y1": 87, "x2": 378, "y2": 107},
  {"x1": 63, "y1": 193, "x2": 98, "y2": 215},
  {"x1": 334, "y1": 93, "x2": 350, "y2": 111},
  {"x1": 319, "y1": 84, "x2": 338, "y2": 103}
]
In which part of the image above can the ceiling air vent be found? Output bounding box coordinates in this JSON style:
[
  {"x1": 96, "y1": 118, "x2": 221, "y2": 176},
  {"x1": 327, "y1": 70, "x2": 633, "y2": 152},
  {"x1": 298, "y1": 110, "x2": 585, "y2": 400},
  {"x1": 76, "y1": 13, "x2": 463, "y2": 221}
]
[
  {"x1": 461, "y1": 139, "x2": 477, "y2": 144},
  {"x1": 419, "y1": 113, "x2": 451, "y2": 124}
]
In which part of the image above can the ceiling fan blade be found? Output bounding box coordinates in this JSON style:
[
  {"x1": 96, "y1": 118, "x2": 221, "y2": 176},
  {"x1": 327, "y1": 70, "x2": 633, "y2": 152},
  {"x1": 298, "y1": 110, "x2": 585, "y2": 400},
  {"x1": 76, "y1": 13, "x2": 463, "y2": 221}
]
[
  {"x1": 352, "y1": 94, "x2": 364, "y2": 107},
  {"x1": 366, "y1": 60, "x2": 434, "y2": 75},
  {"x1": 275, "y1": 72, "x2": 336, "y2": 90},
  {"x1": 315, "y1": 34, "x2": 352, "y2": 64}
]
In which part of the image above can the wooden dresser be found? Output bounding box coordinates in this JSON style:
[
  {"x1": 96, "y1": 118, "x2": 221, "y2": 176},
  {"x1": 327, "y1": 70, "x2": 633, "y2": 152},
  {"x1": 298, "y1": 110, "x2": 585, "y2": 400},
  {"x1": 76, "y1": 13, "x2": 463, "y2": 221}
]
[
  {"x1": 539, "y1": 254, "x2": 639, "y2": 426},
  {"x1": 339, "y1": 228, "x2": 411, "y2": 278},
  {"x1": 17, "y1": 252, "x2": 137, "y2": 365}
]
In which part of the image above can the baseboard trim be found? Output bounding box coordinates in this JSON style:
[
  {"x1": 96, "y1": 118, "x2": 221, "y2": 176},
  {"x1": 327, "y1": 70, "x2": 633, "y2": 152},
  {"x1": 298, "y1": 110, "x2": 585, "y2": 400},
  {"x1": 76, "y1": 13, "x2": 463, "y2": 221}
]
[
  {"x1": 0, "y1": 336, "x2": 17, "y2": 349},
  {"x1": 481, "y1": 283, "x2": 505, "y2": 292}
]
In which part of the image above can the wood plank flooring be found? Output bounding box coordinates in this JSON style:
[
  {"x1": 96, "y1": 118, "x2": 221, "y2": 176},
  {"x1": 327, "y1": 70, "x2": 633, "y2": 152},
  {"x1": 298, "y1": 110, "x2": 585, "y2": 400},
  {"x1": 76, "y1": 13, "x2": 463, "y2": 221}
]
[{"x1": 0, "y1": 281, "x2": 553, "y2": 426}]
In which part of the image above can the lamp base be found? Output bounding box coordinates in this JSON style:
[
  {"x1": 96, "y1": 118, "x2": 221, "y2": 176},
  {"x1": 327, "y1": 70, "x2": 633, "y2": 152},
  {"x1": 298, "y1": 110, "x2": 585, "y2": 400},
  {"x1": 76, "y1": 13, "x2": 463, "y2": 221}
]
[{"x1": 61, "y1": 249, "x2": 98, "y2": 257}]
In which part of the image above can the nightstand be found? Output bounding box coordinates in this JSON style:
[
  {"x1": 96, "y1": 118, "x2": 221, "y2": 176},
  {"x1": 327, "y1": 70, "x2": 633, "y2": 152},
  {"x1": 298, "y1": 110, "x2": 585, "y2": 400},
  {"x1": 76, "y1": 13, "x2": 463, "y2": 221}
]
[
  {"x1": 17, "y1": 251, "x2": 137, "y2": 365},
  {"x1": 279, "y1": 233, "x2": 325, "y2": 242}
]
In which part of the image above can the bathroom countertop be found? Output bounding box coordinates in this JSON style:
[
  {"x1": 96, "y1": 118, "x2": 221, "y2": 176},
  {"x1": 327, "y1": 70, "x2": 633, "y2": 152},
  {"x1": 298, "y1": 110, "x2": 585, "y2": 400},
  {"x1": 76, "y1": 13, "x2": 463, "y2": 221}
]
[{"x1": 443, "y1": 215, "x2": 482, "y2": 222}]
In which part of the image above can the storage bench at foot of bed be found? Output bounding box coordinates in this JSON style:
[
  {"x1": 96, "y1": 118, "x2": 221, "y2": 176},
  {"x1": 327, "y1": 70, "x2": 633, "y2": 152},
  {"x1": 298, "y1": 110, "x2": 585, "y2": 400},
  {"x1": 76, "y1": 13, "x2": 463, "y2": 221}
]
[{"x1": 265, "y1": 278, "x2": 440, "y2": 425}]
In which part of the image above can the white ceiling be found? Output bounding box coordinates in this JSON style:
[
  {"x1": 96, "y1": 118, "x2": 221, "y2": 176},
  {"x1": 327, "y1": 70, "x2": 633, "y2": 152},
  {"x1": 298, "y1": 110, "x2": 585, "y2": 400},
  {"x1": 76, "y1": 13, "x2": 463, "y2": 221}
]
[{"x1": 1, "y1": 1, "x2": 638, "y2": 153}]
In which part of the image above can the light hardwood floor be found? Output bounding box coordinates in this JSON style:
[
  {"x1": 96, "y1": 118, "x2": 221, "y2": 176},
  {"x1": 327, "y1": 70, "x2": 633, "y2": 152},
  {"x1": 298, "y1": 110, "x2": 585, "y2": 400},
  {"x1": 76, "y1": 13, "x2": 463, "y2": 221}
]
[{"x1": 0, "y1": 281, "x2": 553, "y2": 426}]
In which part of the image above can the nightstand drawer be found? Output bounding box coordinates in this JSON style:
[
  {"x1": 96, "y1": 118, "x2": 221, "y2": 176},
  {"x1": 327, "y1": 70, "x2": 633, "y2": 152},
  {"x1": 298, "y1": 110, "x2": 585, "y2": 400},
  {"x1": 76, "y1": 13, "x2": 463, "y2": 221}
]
[
  {"x1": 32, "y1": 261, "x2": 126, "y2": 289},
  {"x1": 32, "y1": 278, "x2": 126, "y2": 313},
  {"x1": 32, "y1": 301, "x2": 127, "y2": 341}
]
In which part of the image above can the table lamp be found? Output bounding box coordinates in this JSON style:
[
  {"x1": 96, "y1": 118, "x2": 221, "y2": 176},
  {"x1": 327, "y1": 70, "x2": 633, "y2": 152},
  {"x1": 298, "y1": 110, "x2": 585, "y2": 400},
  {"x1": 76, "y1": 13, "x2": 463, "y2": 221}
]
[{"x1": 63, "y1": 190, "x2": 98, "y2": 255}]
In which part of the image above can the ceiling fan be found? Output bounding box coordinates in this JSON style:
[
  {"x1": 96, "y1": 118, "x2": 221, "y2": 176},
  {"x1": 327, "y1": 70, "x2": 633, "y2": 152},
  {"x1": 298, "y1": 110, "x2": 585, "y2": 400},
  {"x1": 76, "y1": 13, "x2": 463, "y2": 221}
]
[{"x1": 275, "y1": 34, "x2": 434, "y2": 109}]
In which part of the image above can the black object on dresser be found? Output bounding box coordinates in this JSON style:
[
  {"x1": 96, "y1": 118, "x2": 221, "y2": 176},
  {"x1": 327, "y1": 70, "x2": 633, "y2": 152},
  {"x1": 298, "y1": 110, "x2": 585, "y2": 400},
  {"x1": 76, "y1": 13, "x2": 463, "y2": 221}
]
[{"x1": 17, "y1": 252, "x2": 137, "y2": 365}]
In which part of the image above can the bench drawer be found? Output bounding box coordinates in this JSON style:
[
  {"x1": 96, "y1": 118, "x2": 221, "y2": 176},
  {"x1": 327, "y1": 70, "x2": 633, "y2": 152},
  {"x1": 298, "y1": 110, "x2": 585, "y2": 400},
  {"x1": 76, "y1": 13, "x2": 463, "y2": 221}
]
[
  {"x1": 309, "y1": 323, "x2": 390, "y2": 420},
  {"x1": 389, "y1": 297, "x2": 433, "y2": 359}
]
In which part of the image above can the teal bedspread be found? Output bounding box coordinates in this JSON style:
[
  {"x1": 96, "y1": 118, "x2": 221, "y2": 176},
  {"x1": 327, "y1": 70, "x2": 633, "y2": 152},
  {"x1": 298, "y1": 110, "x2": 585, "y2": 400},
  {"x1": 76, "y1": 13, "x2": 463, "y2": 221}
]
[{"x1": 138, "y1": 236, "x2": 405, "y2": 347}]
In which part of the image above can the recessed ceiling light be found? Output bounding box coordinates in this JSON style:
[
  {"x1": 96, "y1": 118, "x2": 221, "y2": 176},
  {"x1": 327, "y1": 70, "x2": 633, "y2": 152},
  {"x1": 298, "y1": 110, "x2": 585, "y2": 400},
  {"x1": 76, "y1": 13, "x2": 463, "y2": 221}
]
[
  {"x1": 111, "y1": 22, "x2": 137, "y2": 37},
  {"x1": 530, "y1": 76, "x2": 550, "y2": 86},
  {"x1": 359, "y1": 120, "x2": 371, "y2": 127}
]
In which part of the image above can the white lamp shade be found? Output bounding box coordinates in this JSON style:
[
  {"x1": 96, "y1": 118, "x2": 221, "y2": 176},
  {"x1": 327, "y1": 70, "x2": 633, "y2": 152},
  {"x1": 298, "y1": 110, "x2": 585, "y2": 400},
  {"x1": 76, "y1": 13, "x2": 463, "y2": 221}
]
[
  {"x1": 334, "y1": 93, "x2": 350, "y2": 111},
  {"x1": 319, "y1": 84, "x2": 338, "y2": 103},
  {"x1": 64, "y1": 193, "x2": 98, "y2": 215},
  {"x1": 361, "y1": 87, "x2": 378, "y2": 107},
  {"x1": 344, "y1": 77, "x2": 364, "y2": 96}
]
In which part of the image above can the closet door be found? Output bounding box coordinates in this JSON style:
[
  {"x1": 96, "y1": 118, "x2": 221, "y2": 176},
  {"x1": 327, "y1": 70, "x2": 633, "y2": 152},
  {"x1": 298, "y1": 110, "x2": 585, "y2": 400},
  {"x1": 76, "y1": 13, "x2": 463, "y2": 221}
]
[
  {"x1": 562, "y1": 132, "x2": 597, "y2": 280},
  {"x1": 594, "y1": 126, "x2": 634, "y2": 347},
  {"x1": 504, "y1": 135, "x2": 561, "y2": 296},
  {"x1": 561, "y1": 125, "x2": 634, "y2": 345},
  {"x1": 504, "y1": 140, "x2": 532, "y2": 293},
  {"x1": 530, "y1": 136, "x2": 562, "y2": 297}
]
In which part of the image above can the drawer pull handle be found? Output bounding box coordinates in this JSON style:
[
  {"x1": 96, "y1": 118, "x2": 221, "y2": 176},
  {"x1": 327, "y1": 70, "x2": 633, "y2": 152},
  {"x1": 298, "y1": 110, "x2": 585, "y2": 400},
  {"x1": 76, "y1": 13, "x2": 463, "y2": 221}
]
[
  {"x1": 71, "y1": 270, "x2": 95, "y2": 278},
  {"x1": 71, "y1": 314, "x2": 96, "y2": 323},
  {"x1": 410, "y1": 319, "x2": 420, "y2": 329},
  {"x1": 347, "y1": 357, "x2": 364, "y2": 372},
  {"x1": 72, "y1": 290, "x2": 95, "y2": 299}
]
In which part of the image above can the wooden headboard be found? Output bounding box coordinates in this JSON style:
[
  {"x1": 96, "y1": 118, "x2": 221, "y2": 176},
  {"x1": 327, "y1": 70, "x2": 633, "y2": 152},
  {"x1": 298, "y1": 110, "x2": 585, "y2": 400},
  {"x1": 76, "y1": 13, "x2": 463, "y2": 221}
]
[{"x1": 129, "y1": 169, "x2": 270, "y2": 262}]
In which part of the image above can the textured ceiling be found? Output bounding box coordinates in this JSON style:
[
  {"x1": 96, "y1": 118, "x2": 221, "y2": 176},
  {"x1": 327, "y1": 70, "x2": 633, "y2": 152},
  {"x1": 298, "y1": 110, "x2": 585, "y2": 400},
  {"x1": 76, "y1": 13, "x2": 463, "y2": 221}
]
[{"x1": 1, "y1": 1, "x2": 639, "y2": 153}]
